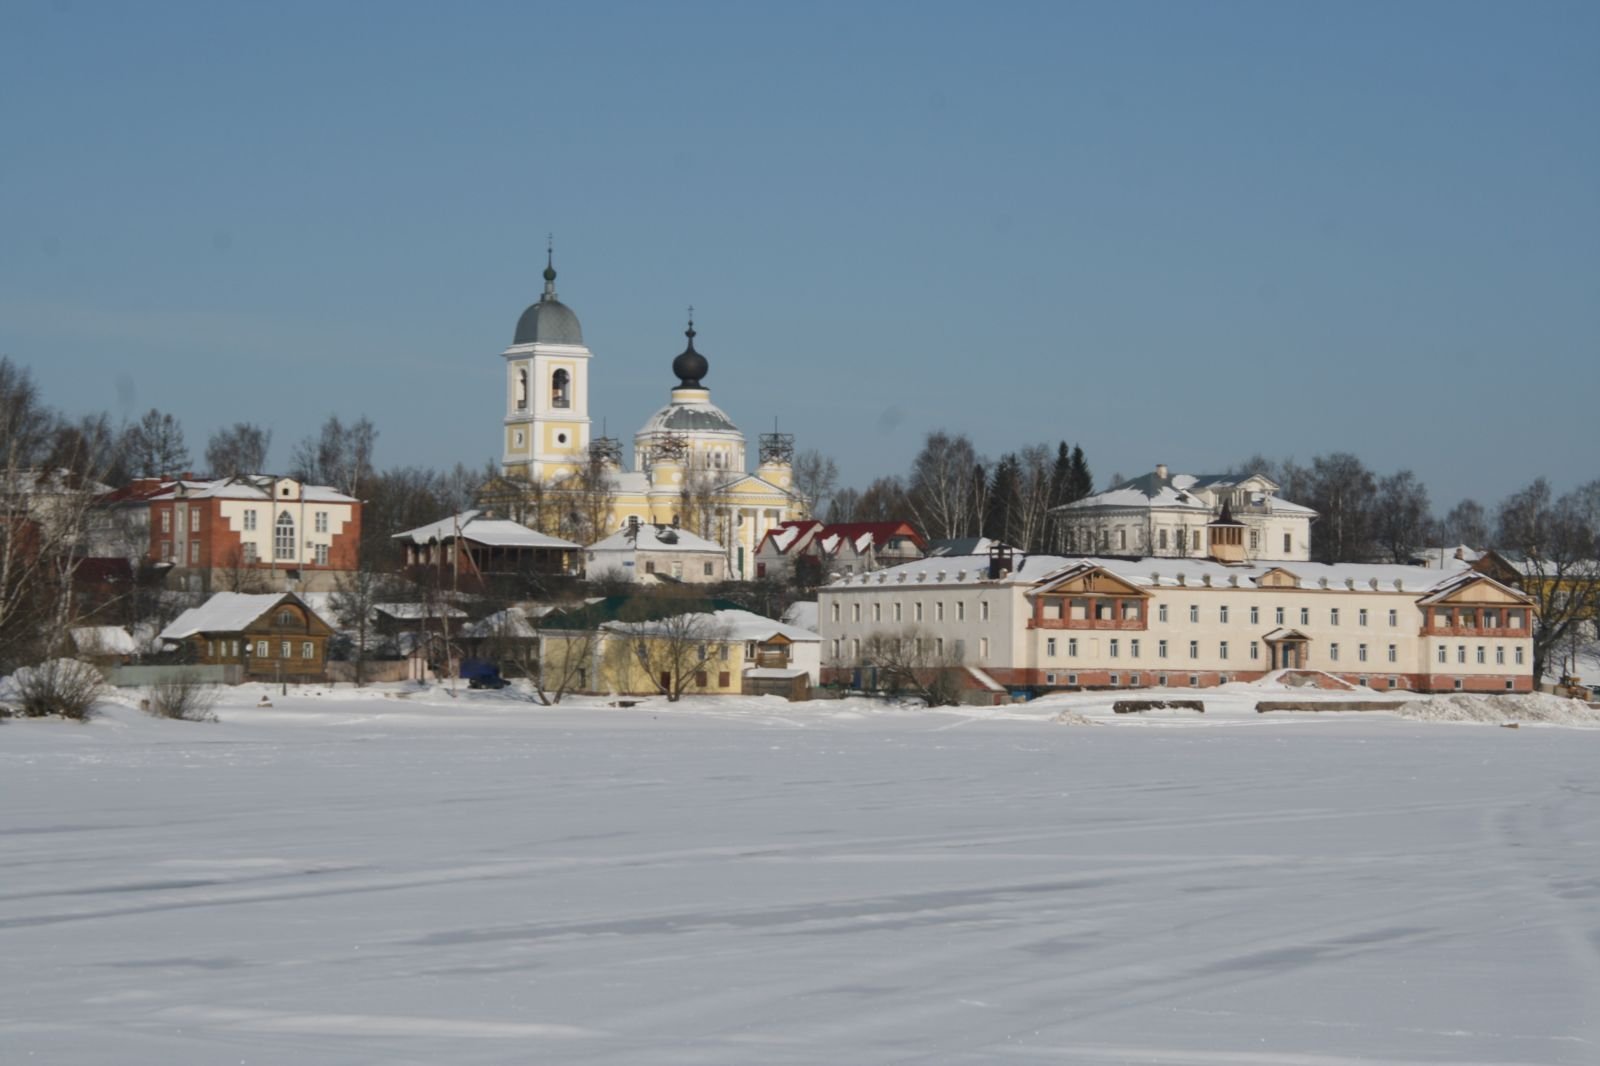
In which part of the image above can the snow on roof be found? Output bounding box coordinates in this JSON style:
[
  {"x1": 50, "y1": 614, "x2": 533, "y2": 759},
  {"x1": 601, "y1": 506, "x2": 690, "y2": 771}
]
[
  {"x1": 69, "y1": 626, "x2": 137, "y2": 654},
  {"x1": 759, "y1": 521, "x2": 921, "y2": 557},
  {"x1": 1055, "y1": 469, "x2": 1314, "y2": 518},
  {"x1": 588, "y1": 524, "x2": 724, "y2": 554},
  {"x1": 782, "y1": 600, "x2": 819, "y2": 631},
  {"x1": 394, "y1": 510, "x2": 579, "y2": 550},
  {"x1": 464, "y1": 606, "x2": 543, "y2": 639},
  {"x1": 159, "y1": 593, "x2": 305, "y2": 639},
  {"x1": 827, "y1": 553, "x2": 1478, "y2": 596},
  {"x1": 374, "y1": 602, "x2": 468, "y2": 621},
  {"x1": 149, "y1": 475, "x2": 358, "y2": 504},
  {"x1": 743, "y1": 667, "x2": 809, "y2": 679},
  {"x1": 601, "y1": 608, "x2": 818, "y2": 643}
]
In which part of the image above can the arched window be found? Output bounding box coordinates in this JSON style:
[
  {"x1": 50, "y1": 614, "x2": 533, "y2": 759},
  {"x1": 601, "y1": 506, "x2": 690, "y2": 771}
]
[
  {"x1": 515, "y1": 368, "x2": 528, "y2": 410},
  {"x1": 552, "y1": 369, "x2": 570, "y2": 408},
  {"x1": 274, "y1": 511, "x2": 296, "y2": 560}
]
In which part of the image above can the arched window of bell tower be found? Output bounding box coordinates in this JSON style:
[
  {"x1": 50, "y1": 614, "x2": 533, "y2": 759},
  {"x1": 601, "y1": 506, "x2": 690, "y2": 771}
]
[
  {"x1": 515, "y1": 369, "x2": 528, "y2": 410},
  {"x1": 552, "y1": 369, "x2": 571, "y2": 409}
]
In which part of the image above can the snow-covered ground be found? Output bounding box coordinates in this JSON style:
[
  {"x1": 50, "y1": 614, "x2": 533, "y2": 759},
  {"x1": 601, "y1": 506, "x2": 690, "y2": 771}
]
[{"x1": 3, "y1": 682, "x2": 1600, "y2": 1065}]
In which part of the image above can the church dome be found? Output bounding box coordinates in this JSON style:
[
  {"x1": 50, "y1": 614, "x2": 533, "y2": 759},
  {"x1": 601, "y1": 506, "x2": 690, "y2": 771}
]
[
  {"x1": 512, "y1": 257, "x2": 584, "y2": 345},
  {"x1": 638, "y1": 399, "x2": 741, "y2": 435}
]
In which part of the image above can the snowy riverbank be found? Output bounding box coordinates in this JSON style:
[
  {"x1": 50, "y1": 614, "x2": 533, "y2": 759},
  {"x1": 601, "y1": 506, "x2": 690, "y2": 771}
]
[{"x1": 4, "y1": 682, "x2": 1599, "y2": 1064}]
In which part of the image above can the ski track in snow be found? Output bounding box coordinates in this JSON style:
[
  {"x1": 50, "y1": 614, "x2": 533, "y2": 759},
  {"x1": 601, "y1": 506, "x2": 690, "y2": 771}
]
[{"x1": 1, "y1": 686, "x2": 1598, "y2": 1064}]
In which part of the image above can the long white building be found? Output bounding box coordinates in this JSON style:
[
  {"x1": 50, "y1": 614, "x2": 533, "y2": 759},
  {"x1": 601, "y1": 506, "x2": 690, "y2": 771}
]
[{"x1": 819, "y1": 549, "x2": 1536, "y2": 696}]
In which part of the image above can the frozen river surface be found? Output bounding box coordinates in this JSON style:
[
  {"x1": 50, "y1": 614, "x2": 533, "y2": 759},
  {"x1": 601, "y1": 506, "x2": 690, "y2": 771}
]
[{"x1": 3, "y1": 687, "x2": 1599, "y2": 1065}]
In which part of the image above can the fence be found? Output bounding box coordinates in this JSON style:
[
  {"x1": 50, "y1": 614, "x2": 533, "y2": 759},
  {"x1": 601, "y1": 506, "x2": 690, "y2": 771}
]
[{"x1": 105, "y1": 664, "x2": 243, "y2": 688}]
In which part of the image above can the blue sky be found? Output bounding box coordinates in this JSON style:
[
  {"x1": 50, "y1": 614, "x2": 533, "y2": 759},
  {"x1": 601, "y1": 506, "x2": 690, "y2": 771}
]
[{"x1": 3, "y1": 0, "x2": 1596, "y2": 510}]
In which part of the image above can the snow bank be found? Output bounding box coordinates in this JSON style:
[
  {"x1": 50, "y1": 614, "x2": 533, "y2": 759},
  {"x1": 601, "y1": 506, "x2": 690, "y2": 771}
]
[{"x1": 1395, "y1": 691, "x2": 1600, "y2": 726}]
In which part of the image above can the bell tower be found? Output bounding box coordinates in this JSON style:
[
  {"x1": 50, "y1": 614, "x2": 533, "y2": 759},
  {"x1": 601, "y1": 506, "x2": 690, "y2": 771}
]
[{"x1": 501, "y1": 246, "x2": 592, "y2": 484}]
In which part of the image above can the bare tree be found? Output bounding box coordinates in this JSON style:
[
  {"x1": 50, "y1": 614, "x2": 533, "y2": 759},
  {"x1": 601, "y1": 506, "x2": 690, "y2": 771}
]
[
  {"x1": 12, "y1": 658, "x2": 104, "y2": 719},
  {"x1": 1493, "y1": 478, "x2": 1600, "y2": 685},
  {"x1": 907, "y1": 431, "x2": 983, "y2": 541},
  {"x1": 606, "y1": 603, "x2": 732, "y2": 702},
  {"x1": 792, "y1": 450, "x2": 839, "y2": 516},
  {"x1": 524, "y1": 614, "x2": 598, "y2": 705},
  {"x1": 205, "y1": 422, "x2": 272, "y2": 477},
  {"x1": 217, "y1": 545, "x2": 270, "y2": 593},
  {"x1": 1305, "y1": 453, "x2": 1376, "y2": 563},
  {"x1": 1373, "y1": 469, "x2": 1433, "y2": 563},
  {"x1": 121, "y1": 408, "x2": 190, "y2": 478},
  {"x1": 555, "y1": 449, "x2": 618, "y2": 545},
  {"x1": 291, "y1": 415, "x2": 378, "y2": 496},
  {"x1": 853, "y1": 476, "x2": 910, "y2": 523},
  {"x1": 0, "y1": 359, "x2": 115, "y2": 670},
  {"x1": 329, "y1": 561, "x2": 388, "y2": 686},
  {"x1": 856, "y1": 626, "x2": 965, "y2": 707},
  {"x1": 1441, "y1": 499, "x2": 1489, "y2": 547}
]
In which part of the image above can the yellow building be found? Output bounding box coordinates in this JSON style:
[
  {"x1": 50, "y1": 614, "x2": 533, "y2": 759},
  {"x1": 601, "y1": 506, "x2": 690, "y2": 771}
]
[{"x1": 492, "y1": 256, "x2": 807, "y2": 578}]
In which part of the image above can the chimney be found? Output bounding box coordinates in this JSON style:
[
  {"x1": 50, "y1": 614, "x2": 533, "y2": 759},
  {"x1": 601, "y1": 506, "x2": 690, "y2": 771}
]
[{"x1": 1155, "y1": 463, "x2": 1169, "y2": 480}]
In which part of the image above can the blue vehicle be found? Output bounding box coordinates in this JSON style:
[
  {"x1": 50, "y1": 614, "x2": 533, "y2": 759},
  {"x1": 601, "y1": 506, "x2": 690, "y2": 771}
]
[{"x1": 460, "y1": 659, "x2": 510, "y2": 689}]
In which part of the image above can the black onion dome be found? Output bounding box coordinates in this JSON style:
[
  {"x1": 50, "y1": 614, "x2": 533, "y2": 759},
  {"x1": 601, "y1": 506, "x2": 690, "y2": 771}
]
[{"x1": 672, "y1": 320, "x2": 709, "y2": 388}]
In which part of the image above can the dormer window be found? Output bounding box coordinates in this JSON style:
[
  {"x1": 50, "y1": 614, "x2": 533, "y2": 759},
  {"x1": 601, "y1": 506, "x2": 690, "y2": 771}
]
[{"x1": 552, "y1": 369, "x2": 571, "y2": 408}]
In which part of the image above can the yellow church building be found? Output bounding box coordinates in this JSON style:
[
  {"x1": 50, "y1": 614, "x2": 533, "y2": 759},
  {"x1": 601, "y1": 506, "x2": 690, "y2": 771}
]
[{"x1": 485, "y1": 254, "x2": 808, "y2": 580}]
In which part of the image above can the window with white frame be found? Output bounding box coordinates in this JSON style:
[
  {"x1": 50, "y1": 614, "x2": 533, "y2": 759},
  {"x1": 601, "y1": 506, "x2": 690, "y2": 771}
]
[
  {"x1": 274, "y1": 511, "x2": 295, "y2": 560},
  {"x1": 935, "y1": 602, "x2": 944, "y2": 622},
  {"x1": 1358, "y1": 643, "x2": 1368, "y2": 662},
  {"x1": 1388, "y1": 644, "x2": 1397, "y2": 662},
  {"x1": 1330, "y1": 608, "x2": 1340, "y2": 626},
  {"x1": 314, "y1": 544, "x2": 329, "y2": 565},
  {"x1": 852, "y1": 603, "x2": 861, "y2": 622},
  {"x1": 1130, "y1": 638, "x2": 1141, "y2": 658},
  {"x1": 1515, "y1": 647, "x2": 1524, "y2": 665},
  {"x1": 915, "y1": 602, "x2": 923, "y2": 622},
  {"x1": 1047, "y1": 637, "x2": 1057, "y2": 657},
  {"x1": 1219, "y1": 640, "x2": 1229, "y2": 660},
  {"x1": 1300, "y1": 607, "x2": 1310, "y2": 625},
  {"x1": 872, "y1": 603, "x2": 881, "y2": 622},
  {"x1": 1250, "y1": 641, "x2": 1259, "y2": 660},
  {"x1": 1109, "y1": 639, "x2": 1120, "y2": 658},
  {"x1": 1249, "y1": 606, "x2": 1259, "y2": 625},
  {"x1": 956, "y1": 601, "x2": 966, "y2": 621},
  {"x1": 1219, "y1": 605, "x2": 1229, "y2": 624},
  {"x1": 242, "y1": 543, "x2": 257, "y2": 563},
  {"x1": 1437, "y1": 646, "x2": 1447, "y2": 663},
  {"x1": 1158, "y1": 603, "x2": 1168, "y2": 623},
  {"x1": 1158, "y1": 639, "x2": 1168, "y2": 658},
  {"x1": 1275, "y1": 606, "x2": 1285, "y2": 625},
  {"x1": 280, "y1": 640, "x2": 291, "y2": 658},
  {"x1": 301, "y1": 641, "x2": 314, "y2": 659},
  {"x1": 315, "y1": 511, "x2": 328, "y2": 534},
  {"x1": 1189, "y1": 604, "x2": 1198, "y2": 623},
  {"x1": 1358, "y1": 609, "x2": 1368, "y2": 626},
  {"x1": 1068, "y1": 637, "x2": 1078, "y2": 657},
  {"x1": 980, "y1": 600, "x2": 990, "y2": 621},
  {"x1": 1330, "y1": 642, "x2": 1339, "y2": 661},
  {"x1": 244, "y1": 509, "x2": 257, "y2": 531},
  {"x1": 161, "y1": 511, "x2": 171, "y2": 533},
  {"x1": 893, "y1": 602, "x2": 902, "y2": 622},
  {"x1": 1389, "y1": 609, "x2": 1398, "y2": 626},
  {"x1": 831, "y1": 602, "x2": 841, "y2": 623},
  {"x1": 1188, "y1": 640, "x2": 1198, "y2": 659},
  {"x1": 1476, "y1": 646, "x2": 1485, "y2": 664},
  {"x1": 1457, "y1": 645, "x2": 1466, "y2": 664},
  {"x1": 190, "y1": 510, "x2": 200, "y2": 532},
  {"x1": 978, "y1": 637, "x2": 989, "y2": 659},
  {"x1": 1495, "y1": 646, "x2": 1504, "y2": 665}
]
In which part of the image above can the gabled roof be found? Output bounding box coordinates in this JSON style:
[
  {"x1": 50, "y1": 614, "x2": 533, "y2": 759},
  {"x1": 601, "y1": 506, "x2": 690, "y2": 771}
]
[
  {"x1": 159, "y1": 592, "x2": 327, "y2": 639},
  {"x1": 394, "y1": 510, "x2": 579, "y2": 550},
  {"x1": 589, "y1": 524, "x2": 724, "y2": 554},
  {"x1": 757, "y1": 520, "x2": 922, "y2": 557},
  {"x1": 598, "y1": 607, "x2": 819, "y2": 643},
  {"x1": 1416, "y1": 570, "x2": 1534, "y2": 607},
  {"x1": 147, "y1": 475, "x2": 357, "y2": 505}
]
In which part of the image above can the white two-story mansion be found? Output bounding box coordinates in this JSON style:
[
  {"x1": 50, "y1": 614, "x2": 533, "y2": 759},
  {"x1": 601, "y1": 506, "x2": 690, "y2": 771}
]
[
  {"x1": 1052, "y1": 464, "x2": 1316, "y2": 562},
  {"x1": 819, "y1": 546, "x2": 1536, "y2": 697},
  {"x1": 489, "y1": 253, "x2": 807, "y2": 578}
]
